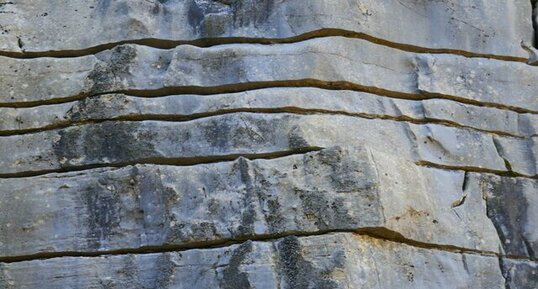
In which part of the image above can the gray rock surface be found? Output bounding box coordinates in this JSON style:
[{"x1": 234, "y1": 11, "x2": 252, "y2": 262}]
[
  {"x1": 0, "y1": 113, "x2": 510, "y2": 176},
  {"x1": 0, "y1": 233, "x2": 505, "y2": 289},
  {"x1": 2, "y1": 88, "x2": 536, "y2": 137},
  {"x1": 1, "y1": 37, "x2": 537, "y2": 112},
  {"x1": 1, "y1": 1, "x2": 537, "y2": 288},
  {"x1": 469, "y1": 173, "x2": 538, "y2": 259},
  {"x1": 0, "y1": 146, "x2": 501, "y2": 258},
  {"x1": 502, "y1": 259, "x2": 538, "y2": 289},
  {"x1": 0, "y1": 0, "x2": 532, "y2": 59}
]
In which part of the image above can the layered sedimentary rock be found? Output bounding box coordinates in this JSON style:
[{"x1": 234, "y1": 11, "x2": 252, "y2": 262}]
[
  {"x1": 0, "y1": 0, "x2": 532, "y2": 59},
  {"x1": 0, "y1": 233, "x2": 505, "y2": 289},
  {"x1": 1, "y1": 1, "x2": 537, "y2": 288},
  {"x1": 0, "y1": 146, "x2": 502, "y2": 258},
  {"x1": 1, "y1": 37, "x2": 538, "y2": 112},
  {"x1": 1, "y1": 113, "x2": 515, "y2": 176},
  {"x1": 2, "y1": 89, "x2": 537, "y2": 137}
]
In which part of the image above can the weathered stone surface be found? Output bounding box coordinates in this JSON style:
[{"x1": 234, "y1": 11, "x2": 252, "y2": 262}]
[
  {"x1": 502, "y1": 259, "x2": 538, "y2": 289},
  {"x1": 0, "y1": 233, "x2": 505, "y2": 289},
  {"x1": 2, "y1": 37, "x2": 537, "y2": 112},
  {"x1": 0, "y1": 0, "x2": 532, "y2": 59},
  {"x1": 0, "y1": 113, "x2": 508, "y2": 176},
  {"x1": 471, "y1": 173, "x2": 538, "y2": 259},
  {"x1": 0, "y1": 146, "x2": 501, "y2": 258},
  {"x1": 493, "y1": 136, "x2": 538, "y2": 177},
  {"x1": 2, "y1": 88, "x2": 536, "y2": 137},
  {"x1": 415, "y1": 54, "x2": 538, "y2": 112},
  {"x1": 1, "y1": 2, "x2": 536, "y2": 288}
]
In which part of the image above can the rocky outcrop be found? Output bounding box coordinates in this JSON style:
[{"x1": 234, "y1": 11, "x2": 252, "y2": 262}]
[
  {"x1": 0, "y1": 0, "x2": 532, "y2": 59},
  {"x1": 0, "y1": 147, "x2": 503, "y2": 258},
  {"x1": 1, "y1": 1, "x2": 537, "y2": 288},
  {"x1": 1, "y1": 37, "x2": 538, "y2": 112},
  {"x1": 0, "y1": 233, "x2": 505, "y2": 289},
  {"x1": 2, "y1": 89, "x2": 537, "y2": 137},
  {"x1": 0, "y1": 113, "x2": 514, "y2": 176}
]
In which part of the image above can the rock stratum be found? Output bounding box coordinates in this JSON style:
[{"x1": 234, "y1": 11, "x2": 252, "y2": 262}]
[{"x1": 0, "y1": 0, "x2": 537, "y2": 288}]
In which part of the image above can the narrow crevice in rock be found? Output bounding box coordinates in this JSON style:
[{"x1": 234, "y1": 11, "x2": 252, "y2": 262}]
[
  {"x1": 531, "y1": 0, "x2": 538, "y2": 48},
  {"x1": 2, "y1": 80, "x2": 535, "y2": 115},
  {"x1": 0, "y1": 106, "x2": 525, "y2": 138},
  {"x1": 492, "y1": 137, "x2": 515, "y2": 173},
  {"x1": 0, "y1": 147, "x2": 322, "y2": 179},
  {"x1": 0, "y1": 227, "x2": 511, "y2": 265},
  {"x1": 498, "y1": 255, "x2": 510, "y2": 289},
  {"x1": 414, "y1": 161, "x2": 538, "y2": 179},
  {"x1": 0, "y1": 29, "x2": 529, "y2": 63}
]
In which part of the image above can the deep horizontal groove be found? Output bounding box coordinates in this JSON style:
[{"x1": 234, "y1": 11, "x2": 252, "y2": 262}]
[
  {"x1": 0, "y1": 106, "x2": 525, "y2": 139},
  {"x1": 0, "y1": 147, "x2": 322, "y2": 179},
  {"x1": 1, "y1": 227, "x2": 531, "y2": 264},
  {"x1": 1, "y1": 80, "x2": 535, "y2": 115},
  {"x1": 416, "y1": 161, "x2": 538, "y2": 179},
  {"x1": 0, "y1": 29, "x2": 529, "y2": 64}
]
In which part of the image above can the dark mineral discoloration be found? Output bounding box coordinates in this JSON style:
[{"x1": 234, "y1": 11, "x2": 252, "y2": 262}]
[
  {"x1": 231, "y1": 0, "x2": 274, "y2": 28},
  {"x1": 114, "y1": 255, "x2": 141, "y2": 288},
  {"x1": 187, "y1": 0, "x2": 232, "y2": 36},
  {"x1": 483, "y1": 176, "x2": 535, "y2": 259},
  {"x1": 80, "y1": 175, "x2": 125, "y2": 250},
  {"x1": 136, "y1": 167, "x2": 174, "y2": 246},
  {"x1": 502, "y1": 259, "x2": 538, "y2": 289},
  {"x1": 87, "y1": 45, "x2": 138, "y2": 94},
  {"x1": 276, "y1": 236, "x2": 339, "y2": 289},
  {"x1": 186, "y1": 0, "x2": 274, "y2": 38},
  {"x1": 313, "y1": 146, "x2": 379, "y2": 192},
  {"x1": 66, "y1": 94, "x2": 133, "y2": 122},
  {"x1": 298, "y1": 192, "x2": 355, "y2": 230},
  {"x1": 149, "y1": 254, "x2": 178, "y2": 289},
  {"x1": 235, "y1": 157, "x2": 257, "y2": 236},
  {"x1": 53, "y1": 121, "x2": 157, "y2": 167},
  {"x1": 220, "y1": 241, "x2": 254, "y2": 289},
  {"x1": 287, "y1": 125, "x2": 310, "y2": 149}
]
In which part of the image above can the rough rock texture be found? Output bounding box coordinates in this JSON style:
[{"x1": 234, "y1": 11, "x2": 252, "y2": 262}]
[
  {"x1": 0, "y1": 233, "x2": 505, "y2": 289},
  {"x1": 0, "y1": 113, "x2": 512, "y2": 176},
  {"x1": 0, "y1": 146, "x2": 501, "y2": 258},
  {"x1": 470, "y1": 173, "x2": 538, "y2": 259},
  {"x1": 1, "y1": 1, "x2": 537, "y2": 288},
  {"x1": 1, "y1": 37, "x2": 538, "y2": 112},
  {"x1": 503, "y1": 259, "x2": 538, "y2": 289},
  {"x1": 0, "y1": 0, "x2": 532, "y2": 59},
  {"x1": 2, "y1": 88, "x2": 537, "y2": 137}
]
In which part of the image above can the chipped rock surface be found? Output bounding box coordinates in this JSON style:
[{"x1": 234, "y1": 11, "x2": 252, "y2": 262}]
[
  {"x1": 0, "y1": 0, "x2": 532, "y2": 58},
  {"x1": 0, "y1": 233, "x2": 505, "y2": 289},
  {"x1": 1, "y1": 1, "x2": 537, "y2": 288}
]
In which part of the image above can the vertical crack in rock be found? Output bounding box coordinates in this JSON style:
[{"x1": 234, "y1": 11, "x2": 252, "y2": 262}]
[
  {"x1": 526, "y1": 0, "x2": 538, "y2": 64},
  {"x1": 498, "y1": 255, "x2": 510, "y2": 289},
  {"x1": 492, "y1": 137, "x2": 514, "y2": 173},
  {"x1": 531, "y1": 0, "x2": 538, "y2": 48}
]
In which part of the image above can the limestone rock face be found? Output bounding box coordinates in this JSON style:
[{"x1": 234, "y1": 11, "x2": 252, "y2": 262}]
[
  {"x1": 0, "y1": 0, "x2": 532, "y2": 59},
  {"x1": 0, "y1": 1, "x2": 537, "y2": 288},
  {"x1": 0, "y1": 147, "x2": 502, "y2": 258},
  {"x1": 0, "y1": 233, "x2": 505, "y2": 289},
  {"x1": 2, "y1": 38, "x2": 538, "y2": 112}
]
